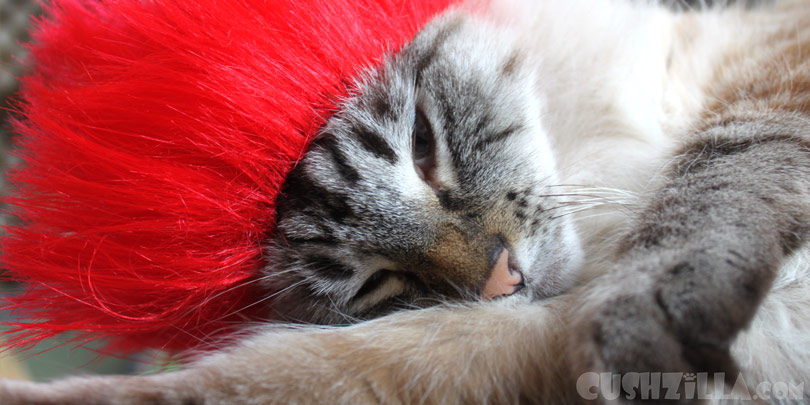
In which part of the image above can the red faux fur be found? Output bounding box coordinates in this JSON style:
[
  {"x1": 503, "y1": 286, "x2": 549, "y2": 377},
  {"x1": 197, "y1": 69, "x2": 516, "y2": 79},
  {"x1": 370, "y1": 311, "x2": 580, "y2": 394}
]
[{"x1": 2, "y1": 0, "x2": 457, "y2": 353}]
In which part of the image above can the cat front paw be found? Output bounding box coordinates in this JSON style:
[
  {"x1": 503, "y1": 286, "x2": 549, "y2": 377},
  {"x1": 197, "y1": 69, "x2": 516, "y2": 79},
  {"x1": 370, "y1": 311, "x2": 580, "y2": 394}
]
[{"x1": 575, "y1": 249, "x2": 775, "y2": 403}]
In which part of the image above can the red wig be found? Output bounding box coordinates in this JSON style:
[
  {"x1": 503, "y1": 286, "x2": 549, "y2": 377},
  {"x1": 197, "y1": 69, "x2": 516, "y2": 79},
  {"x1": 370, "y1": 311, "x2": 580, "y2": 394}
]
[{"x1": 3, "y1": 0, "x2": 457, "y2": 353}]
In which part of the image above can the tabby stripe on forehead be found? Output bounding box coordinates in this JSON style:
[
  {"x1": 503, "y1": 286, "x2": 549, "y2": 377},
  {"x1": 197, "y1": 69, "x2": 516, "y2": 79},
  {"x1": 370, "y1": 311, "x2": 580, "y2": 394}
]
[
  {"x1": 315, "y1": 135, "x2": 361, "y2": 185},
  {"x1": 353, "y1": 126, "x2": 398, "y2": 163},
  {"x1": 414, "y1": 17, "x2": 463, "y2": 85},
  {"x1": 307, "y1": 256, "x2": 355, "y2": 280}
]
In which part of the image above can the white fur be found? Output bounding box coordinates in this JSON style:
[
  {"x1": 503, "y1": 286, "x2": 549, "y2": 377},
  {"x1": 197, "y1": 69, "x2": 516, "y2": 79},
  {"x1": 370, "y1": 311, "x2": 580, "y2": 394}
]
[{"x1": 505, "y1": 0, "x2": 810, "y2": 392}]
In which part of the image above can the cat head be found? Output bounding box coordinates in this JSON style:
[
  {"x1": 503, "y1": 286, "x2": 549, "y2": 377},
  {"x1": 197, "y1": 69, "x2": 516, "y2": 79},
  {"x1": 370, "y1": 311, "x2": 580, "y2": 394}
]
[{"x1": 264, "y1": 11, "x2": 583, "y2": 324}]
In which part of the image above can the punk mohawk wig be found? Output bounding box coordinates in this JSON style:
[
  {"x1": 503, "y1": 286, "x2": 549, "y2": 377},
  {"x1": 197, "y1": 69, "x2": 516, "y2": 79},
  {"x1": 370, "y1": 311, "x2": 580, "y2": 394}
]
[{"x1": 2, "y1": 0, "x2": 457, "y2": 353}]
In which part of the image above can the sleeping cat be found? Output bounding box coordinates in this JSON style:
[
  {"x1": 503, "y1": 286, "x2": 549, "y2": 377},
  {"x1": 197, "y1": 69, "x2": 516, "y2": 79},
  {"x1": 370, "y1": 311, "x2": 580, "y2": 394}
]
[
  {"x1": 3, "y1": 0, "x2": 810, "y2": 403},
  {"x1": 263, "y1": 4, "x2": 583, "y2": 324}
]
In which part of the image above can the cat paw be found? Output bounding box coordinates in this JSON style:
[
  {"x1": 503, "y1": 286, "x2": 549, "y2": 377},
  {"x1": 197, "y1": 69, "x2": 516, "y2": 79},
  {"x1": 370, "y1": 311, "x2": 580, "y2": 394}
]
[{"x1": 576, "y1": 249, "x2": 775, "y2": 403}]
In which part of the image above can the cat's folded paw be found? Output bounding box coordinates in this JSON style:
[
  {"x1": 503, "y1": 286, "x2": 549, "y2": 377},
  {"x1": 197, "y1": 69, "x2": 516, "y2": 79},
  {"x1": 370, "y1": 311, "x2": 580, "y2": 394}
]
[{"x1": 575, "y1": 249, "x2": 775, "y2": 403}]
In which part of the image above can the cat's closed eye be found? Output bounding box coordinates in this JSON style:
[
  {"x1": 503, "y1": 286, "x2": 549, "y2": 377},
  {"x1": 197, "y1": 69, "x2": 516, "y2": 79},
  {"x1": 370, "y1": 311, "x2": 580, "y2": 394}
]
[
  {"x1": 355, "y1": 269, "x2": 395, "y2": 299},
  {"x1": 353, "y1": 269, "x2": 422, "y2": 305},
  {"x1": 412, "y1": 108, "x2": 438, "y2": 188}
]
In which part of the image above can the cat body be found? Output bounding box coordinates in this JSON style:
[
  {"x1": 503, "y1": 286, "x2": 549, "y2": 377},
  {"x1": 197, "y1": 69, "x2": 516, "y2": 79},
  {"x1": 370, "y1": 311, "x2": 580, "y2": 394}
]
[{"x1": 3, "y1": 0, "x2": 810, "y2": 403}]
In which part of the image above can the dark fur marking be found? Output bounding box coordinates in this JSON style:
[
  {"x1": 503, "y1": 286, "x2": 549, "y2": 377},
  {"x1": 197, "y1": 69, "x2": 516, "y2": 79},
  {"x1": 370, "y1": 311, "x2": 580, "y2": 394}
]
[
  {"x1": 314, "y1": 134, "x2": 361, "y2": 185},
  {"x1": 623, "y1": 221, "x2": 676, "y2": 251},
  {"x1": 432, "y1": 100, "x2": 473, "y2": 186},
  {"x1": 780, "y1": 223, "x2": 809, "y2": 254},
  {"x1": 276, "y1": 210, "x2": 337, "y2": 245},
  {"x1": 414, "y1": 18, "x2": 464, "y2": 85},
  {"x1": 308, "y1": 255, "x2": 356, "y2": 280},
  {"x1": 501, "y1": 51, "x2": 521, "y2": 75},
  {"x1": 437, "y1": 190, "x2": 467, "y2": 211},
  {"x1": 437, "y1": 87, "x2": 461, "y2": 134},
  {"x1": 285, "y1": 234, "x2": 337, "y2": 245},
  {"x1": 470, "y1": 112, "x2": 492, "y2": 150},
  {"x1": 368, "y1": 86, "x2": 396, "y2": 121},
  {"x1": 353, "y1": 125, "x2": 398, "y2": 163},
  {"x1": 280, "y1": 170, "x2": 356, "y2": 224},
  {"x1": 318, "y1": 223, "x2": 336, "y2": 242},
  {"x1": 506, "y1": 191, "x2": 518, "y2": 201},
  {"x1": 675, "y1": 133, "x2": 810, "y2": 176}
]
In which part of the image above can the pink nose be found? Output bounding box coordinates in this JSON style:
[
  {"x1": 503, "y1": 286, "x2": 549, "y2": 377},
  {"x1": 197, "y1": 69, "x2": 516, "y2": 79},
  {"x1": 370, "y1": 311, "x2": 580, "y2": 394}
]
[{"x1": 482, "y1": 248, "x2": 525, "y2": 300}]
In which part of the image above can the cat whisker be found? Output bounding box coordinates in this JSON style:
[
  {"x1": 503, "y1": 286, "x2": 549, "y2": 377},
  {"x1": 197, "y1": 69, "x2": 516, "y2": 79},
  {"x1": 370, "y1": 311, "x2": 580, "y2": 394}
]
[
  {"x1": 153, "y1": 272, "x2": 283, "y2": 345},
  {"x1": 546, "y1": 184, "x2": 638, "y2": 198},
  {"x1": 538, "y1": 194, "x2": 636, "y2": 205},
  {"x1": 565, "y1": 210, "x2": 627, "y2": 223},
  {"x1": 544, "y1": 203, "x2": 600, "y2": 214},
  {"x1": 205, "y1": 278, "x2": 310, "y2": 325},
  {"x1": 196, "y1": 272, "x2": 277, "y2": 310},
  {"x1": 440, "y1": 278, "x2": 478, "y2": 302},
  {"x1": 549, "y1": 198, "x2": 632, "y2": 206},
  {"x1": 537, "y1": 193, "x2": 620, "y2": 199},
  {"x1": 390, "y1": 297, "x2": 429, "y2": 311},
  {"x1": 411, "y1": 295, "x2": 454, "y2": 307},
  {"x1": 536, "y1": 192, "x2": 636, "y2": 210},
  {"x1": 166, "y1": 323, "x2": 227, "y2": 352},
  {"x1": 325, "y1": 297, "x2": 362, "y2": 324},
  {"x1": 549, "y1": 205, "x2": 612, "y2": 220},
  {"x1": 544, "y1": 200, "x2": 631, "y2": 217}
]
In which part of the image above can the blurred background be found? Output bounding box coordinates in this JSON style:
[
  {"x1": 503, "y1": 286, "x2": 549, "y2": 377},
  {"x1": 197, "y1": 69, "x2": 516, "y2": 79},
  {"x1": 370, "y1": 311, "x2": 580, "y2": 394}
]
[{"x1": 0, "y1": 0, "x2": 145, "y2": 382}]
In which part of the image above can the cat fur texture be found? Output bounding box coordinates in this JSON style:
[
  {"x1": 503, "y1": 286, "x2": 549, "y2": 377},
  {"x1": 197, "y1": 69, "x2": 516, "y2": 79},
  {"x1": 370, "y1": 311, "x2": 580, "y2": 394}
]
[{"x1": 3, "y1": 0, "x2": 810, "y2": 403}]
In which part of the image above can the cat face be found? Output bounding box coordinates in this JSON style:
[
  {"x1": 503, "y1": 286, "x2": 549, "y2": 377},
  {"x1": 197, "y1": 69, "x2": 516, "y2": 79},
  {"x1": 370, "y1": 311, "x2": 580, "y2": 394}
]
[{"x1": 264, "y1": 12, "x2": 583, "y2": 324}]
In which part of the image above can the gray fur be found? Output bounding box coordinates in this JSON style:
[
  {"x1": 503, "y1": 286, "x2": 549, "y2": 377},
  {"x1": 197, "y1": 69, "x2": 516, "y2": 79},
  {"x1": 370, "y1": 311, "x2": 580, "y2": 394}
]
[
  {"x1": 264, "y1": 13, "x2": 582, "y2": 324},
  {"x1": 583, "y1": 112, "x2": 810, "y2": 399}
]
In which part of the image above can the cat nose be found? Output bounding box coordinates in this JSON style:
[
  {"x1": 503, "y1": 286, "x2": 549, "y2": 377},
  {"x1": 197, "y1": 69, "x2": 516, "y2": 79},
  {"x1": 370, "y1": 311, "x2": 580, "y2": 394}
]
[{"x1": 482, "y1": 246, "x2": 525, "y2": 300}]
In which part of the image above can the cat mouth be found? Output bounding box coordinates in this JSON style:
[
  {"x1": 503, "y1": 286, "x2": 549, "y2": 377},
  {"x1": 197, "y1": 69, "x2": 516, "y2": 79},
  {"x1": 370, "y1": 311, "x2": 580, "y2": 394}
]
[{"x1": 482, "y1": 247, "x2": 525, "y2": 300}]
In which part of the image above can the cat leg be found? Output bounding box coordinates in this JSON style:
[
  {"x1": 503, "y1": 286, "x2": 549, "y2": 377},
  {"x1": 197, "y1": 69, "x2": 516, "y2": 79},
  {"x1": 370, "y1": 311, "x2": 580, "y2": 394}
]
[
  {"x1": 576, "y1": 112, "x2": 810, "y2": 402},
  {"x1": 0, "y1": 299, "x2": 580, "y2": 404},
  {"x1": 0, "y1": 372, "x2": 204, "y2": 405}
]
